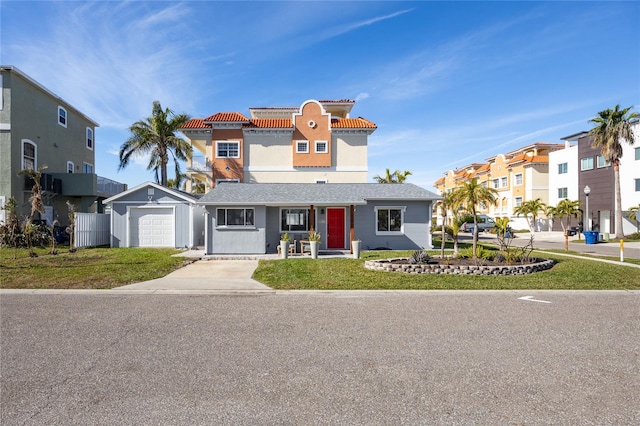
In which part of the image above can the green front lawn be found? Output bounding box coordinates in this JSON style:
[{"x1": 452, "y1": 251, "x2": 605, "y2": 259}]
[
  {"x1": 0, "y1": 247, "x2": 185, "y2": 289},
  {"x1": 253, "y1": 250, "x2": 640, "y2": 290}
]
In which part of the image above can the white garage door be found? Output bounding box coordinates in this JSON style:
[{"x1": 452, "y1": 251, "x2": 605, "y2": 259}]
[{"x1": 130, "y1": 208, "x2": 174, "y2": 247}]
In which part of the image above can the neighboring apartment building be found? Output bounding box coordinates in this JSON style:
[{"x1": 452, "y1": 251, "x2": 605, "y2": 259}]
[
  {"x1": 0, "y1": 66, "x2": 126, "y2": 225},
  {"x1": 434, "y1": 143, "x2": 564, "y2": 229},
  {"x1": 180, "y1": 99, "x2": 376, "y2": 191},
  {"x1": 553, "y1": 122, "x2": 640, "y2": 236}
]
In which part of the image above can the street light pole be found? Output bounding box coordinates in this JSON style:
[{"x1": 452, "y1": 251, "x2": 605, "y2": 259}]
[{"x1": 584, "y1": 185, "x2": 591, "y2": 231}]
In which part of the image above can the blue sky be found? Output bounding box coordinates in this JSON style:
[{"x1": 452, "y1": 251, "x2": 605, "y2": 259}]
[{"x1": 2, "y1": 1, "x2": 639, "y2": 190}]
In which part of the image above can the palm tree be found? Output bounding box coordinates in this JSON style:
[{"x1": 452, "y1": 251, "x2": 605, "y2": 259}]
[
  {"x1": 629, "y1": 205, "x2": 639, "y2": 232},
  {"x1": 554, "y1": 199, "x2": 582, "y2": 251},
  {"x1": 17, "y1": 165, "x2": 47, "y2": 256},
  {"x1": 513, "y1": 198, "x2": 547, "y2": 233},
  {"x1": 119, "y1": 101, "x2": 192, "y2": 187},
  {"x1": 374, "y1": 169, "x2": 412, "y2": 183},
  {"x1": 589, "y1": 104, "x2": 638, "y2": 239},
  {"x1": 436, "y1": 190, "x2": 460, "y2": 258},
  {"x1": 454, "y1": 178, "x2": 498, "y2": 259}
]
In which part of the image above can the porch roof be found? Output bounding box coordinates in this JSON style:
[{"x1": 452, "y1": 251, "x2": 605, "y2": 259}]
[{"x1": 198, "y1": 183, "x2": 441, "y2": 206}]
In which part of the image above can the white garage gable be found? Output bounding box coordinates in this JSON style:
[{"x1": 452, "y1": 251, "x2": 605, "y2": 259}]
[{"x1": 129, "y1": 207, "x2": 174, "y2": 247}]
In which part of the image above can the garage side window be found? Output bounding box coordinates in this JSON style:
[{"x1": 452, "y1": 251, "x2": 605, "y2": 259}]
[
  {"x1": 217, "y1": 208, "x2": 254, "y2": 227},
  {"x1": 375, "y1": 206, "x2": 405, "y2": 235}
]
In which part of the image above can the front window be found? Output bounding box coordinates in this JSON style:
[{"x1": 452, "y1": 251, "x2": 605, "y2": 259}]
[
  {"x1": 596, "y1": 155, "x2": 611, "y2": 168},
  {"x1": 514, "y1": 197, "x2": 523, "y2": 207},
  {"x1": 67, "y1": 161, "x2": 74, "y2": 173},
  {"x1": 376, "y1": 206, "x2": 405, "y2": 234},
  {"x1": 558, "y1": 187, "x2": 568, "y2": 199},
  {"x1": 217, "y1": 208, "x2": 254, "y2": 227},
  {"x1": 22, "y1": 140, "x2": 36, "y2": 170},
  {"x1": 281, "y1": 208, "x2": 310, "y2": 232},
  {"x1": 514, "y1": 174, "x2": 523, "y2": 185},
  {"x1": 86, "y1": 128, "x2": 94, "y2": 150},
  {"x1": 83, "y1": 162, "x2": 93, "y2": 174},
  {"x1": 216, "y1": 141, "x2": 240, "y2": 158},
  {"x1": 581, "y1": 157, "x2": 594, "y2": 171},
  {"x1": 558, "y1": 163, "x2": 568, "y2": 174},
  {"x1": 296, "y1": 141, "x2": 309, "y2": 153},
  {"x1": 315, "y1": 140, "x2": 328, "y2": 153}
]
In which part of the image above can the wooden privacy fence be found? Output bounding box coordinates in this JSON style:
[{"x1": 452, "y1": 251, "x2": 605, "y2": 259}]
[{"x1": 75, "y1": 213, "x2": 110, "y2": 248}]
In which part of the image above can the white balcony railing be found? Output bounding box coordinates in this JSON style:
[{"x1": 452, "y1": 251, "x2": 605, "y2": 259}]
[{"x1": 188, "y1": 155, "x2": 210, "y2": 172}]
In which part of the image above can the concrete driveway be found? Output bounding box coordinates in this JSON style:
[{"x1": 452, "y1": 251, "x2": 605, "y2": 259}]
[{"x1": 113, "y1": 260, "x2": 274, "y2": 293}]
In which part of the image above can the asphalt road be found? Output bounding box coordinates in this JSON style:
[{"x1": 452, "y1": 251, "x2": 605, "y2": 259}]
[{"x1": 2, "y1": 291, "x2": 639, "y2": 425}]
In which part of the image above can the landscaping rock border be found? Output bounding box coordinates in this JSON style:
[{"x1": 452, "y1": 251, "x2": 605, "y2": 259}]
[{"x1": 365, "y1": 258, "x2": 555, "y2": 275}]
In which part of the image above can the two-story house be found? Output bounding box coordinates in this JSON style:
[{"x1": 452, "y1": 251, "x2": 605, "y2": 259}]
[
  {"x1": 180, "y1": 99, "x2": 375, "y2": 191},
  {"x1": 0, "y1": 66, "x2": 126, "y2": 225}
]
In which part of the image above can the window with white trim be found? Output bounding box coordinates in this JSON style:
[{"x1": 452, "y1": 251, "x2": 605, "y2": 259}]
[
  {"x1": 22, "y1": 140, "x2": 36, "y2": 170},
  {"x1": 58, "y1": 106, "x2": 67, "y2": 127},
  {"x1": 514, "y1": 197, "x2": 523, "y2": 207},
  {"x1": 558, "y1": 187, "x2": 568, "y2": 199},
  {"x1": 315, "y1": 140, "x2": 328, "y2": 153},
  {"x1": 514, "y1": 173, "x2": 523, "y2": 186},
  {"x1": 635, "y1": 147, "x2": 640, "y2": 161},
  {"x1": 216, "y1": 141, "x2": 240, "y2": 158},
  {"x1": 86, "y1": 127, "x2": 93, "y2": 150},
  {"x1": 281, "y1": 208, "x2": 310, "y2": 232},
  {"x1": 581, "y1": 157, "x2": 594, "y2": 171},
  {"x1": 375, "y1": 206, "x2": 405, "y2": 234},
  {"x1": 501, "y1": 176, "x2": 508, "y2": 188},
  {"x1": 296, "y1": 140, "x2": 309, "y2": 153},
  {"x1": 67, "y1": 161, "x2": 74, "y2": 173},
  {"x1": 558, "y1": 162, "x2": 568, "y2": 174},
  {"x1": 216, "y1": 208, "x2": 254, "y2": 227},
  {"x1": 636, "y1": 179, "x2": 640, "y2": 192},
  {"x1": 215, "y1": 178, "x2": 240, "y2": 184},
  {"x1": 492, "y1": 179, "x2": 499, "y2": 189},
  {"x1": 596, "y1": 155, "x2": 611, "y2": 168},
  {"x1": 83, "y1": 162, "x2": 93, "y2": 174}
]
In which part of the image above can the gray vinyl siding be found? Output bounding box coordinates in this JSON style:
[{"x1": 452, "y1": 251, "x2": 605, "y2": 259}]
[
  {"x1": 207, "y1": 205, "x2": 266, "y2": 254},
  {"x1": 355, "y1": 200, "x2": 432, "y2": 251}
]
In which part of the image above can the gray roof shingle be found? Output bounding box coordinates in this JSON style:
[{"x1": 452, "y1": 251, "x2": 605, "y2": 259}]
[{"x1": 198, "y1": 183, "x2": 441, "y2": 206}]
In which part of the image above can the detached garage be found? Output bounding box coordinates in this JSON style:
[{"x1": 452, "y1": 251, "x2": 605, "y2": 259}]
[{"x1": 104, "y1": 182, "x2": 205, "y2": 248}]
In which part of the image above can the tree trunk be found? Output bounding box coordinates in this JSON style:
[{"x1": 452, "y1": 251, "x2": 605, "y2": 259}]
[
  {"x1": 440, "y1": 221, "x2": 446, "y2": 258},
  {"x1": 614, "y1": 162, "x2": 624, "y2": 239},
  {"x1": 472, "y1": 217, "x2": 478, "y2": 259}
]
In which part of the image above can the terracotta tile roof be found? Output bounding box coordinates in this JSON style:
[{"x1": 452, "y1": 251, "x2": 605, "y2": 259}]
[
  {"x1": 244, "y1": 118, "x2": 293, "y2": 128},
  {"x1": 508, "y1": 154, "x2": 549, "y2": 166},
  {"x1": 475, "y1": 163, "x2": 491, "y2": 174},
  {"x1": 181, "y1": 118, "x2": 207, "y2": 129},
  {"x1": 204, "y1": 112, "x2": 249, "y2": 122},
  {"x1": 434, "y1": 177, "x2": 445, "y2": 185},
  {"x1": 331, "y1": 117, "x2": 377, "y2": 129}
]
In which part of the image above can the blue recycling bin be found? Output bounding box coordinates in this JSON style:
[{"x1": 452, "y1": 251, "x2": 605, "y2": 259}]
[{"x1": 583, "y1": 231, "x2": 599, "y2": 245}]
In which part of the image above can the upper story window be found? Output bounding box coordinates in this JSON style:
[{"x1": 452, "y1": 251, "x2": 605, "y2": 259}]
[
  {"x1": 501, "y1": 177, "x2": 508, "y2": 188},
  {"x1": 376, "y1": 206, "x2": 405, "y2": 235},
  {"x1": 514, "y1": 174, "x2": 523, "y2": 186},
  {"x1": 216, "y1": 208, "x2": 254, "y2": 227},
  {"x1": 216, "y1": 141, "x2": 240, "y2": 158},
  {"x1": 67, "y1": 161, "x2": 74, "y2": 173},
  {"x1": 86, "y1": 128, "x2": 94, "y2": 150},
  {"x1": 492, "y1": 179, "x2": 499, "y2": 189},
  {"x1": 581, "y1": 157, "x2": 594, "y2": 171},
  {"x1": 596, "y1": 155, "x2": 611, "y2": 168},
  {"x1": 558, "y1": 187, "x2": 568, "y2": 199},
  {"x1": 58, "y1": 106, "x2": 67, "y2": 127},
  {"x1": 83, "y1": 162, "x2": 93, "y2": 174},
  {"x1": 22, "y1": 140, "x2": 36, "y2": 170},
  {"x1": 281, "y1": 208, "x2": 310, "y2": 232},
  {"x1": 296, "y1": 140, "x2": 309, "y2": 154},
  {"x1": 514, "y1": 197, "x2": 523, "y2": 207},
  {"x1": 636, "y1": 179, "x2": 640, "y2": 192},
  {"x1": 558, "y1": 163, "x2": 568, "y2": 174},
  {"x1": 635, "y1": 147, "x2": 640, "y2": 161},
  {"x1": 480, "y1": 181, "x2": 488, "y2": 188},
  {"x1": 216, "y1": 178, "x2": 240, "y2": 184},
  {"x1": 315, "y1": 140, "x2": 328, "y2": 154}
]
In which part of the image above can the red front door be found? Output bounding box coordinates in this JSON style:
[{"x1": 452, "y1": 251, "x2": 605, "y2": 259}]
[{"x1": 327, "y1": 208, "x2": 345, "y2": 249}]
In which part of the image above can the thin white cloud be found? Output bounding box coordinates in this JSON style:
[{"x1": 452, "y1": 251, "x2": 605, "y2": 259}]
[{"x1": 320, "y1": 9, "x2": 413, "y2": 40}]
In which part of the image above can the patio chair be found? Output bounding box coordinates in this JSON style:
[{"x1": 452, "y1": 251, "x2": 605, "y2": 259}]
[
  {"x1": 300, "y1": 239, "x2": 311, "y2": 255},
  {"x1": 278, "y1": 239, "x2": 297, "y2": 256}
]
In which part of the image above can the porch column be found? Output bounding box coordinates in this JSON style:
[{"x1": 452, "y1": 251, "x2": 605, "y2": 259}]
[
  {"x1": 309, "y1": 205, "x2": 315, "y2": 231},
  {"x1": 350, "y1": 205, "x2": 355, "y2": 253}
]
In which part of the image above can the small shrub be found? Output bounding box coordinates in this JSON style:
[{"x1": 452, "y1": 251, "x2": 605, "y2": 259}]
[
  {"x1": 458, "y1": 246, "x2": 493, "y2": 260},
  {"x1": 408, "y1": 250, "x2": 432, "y2": 264}
]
